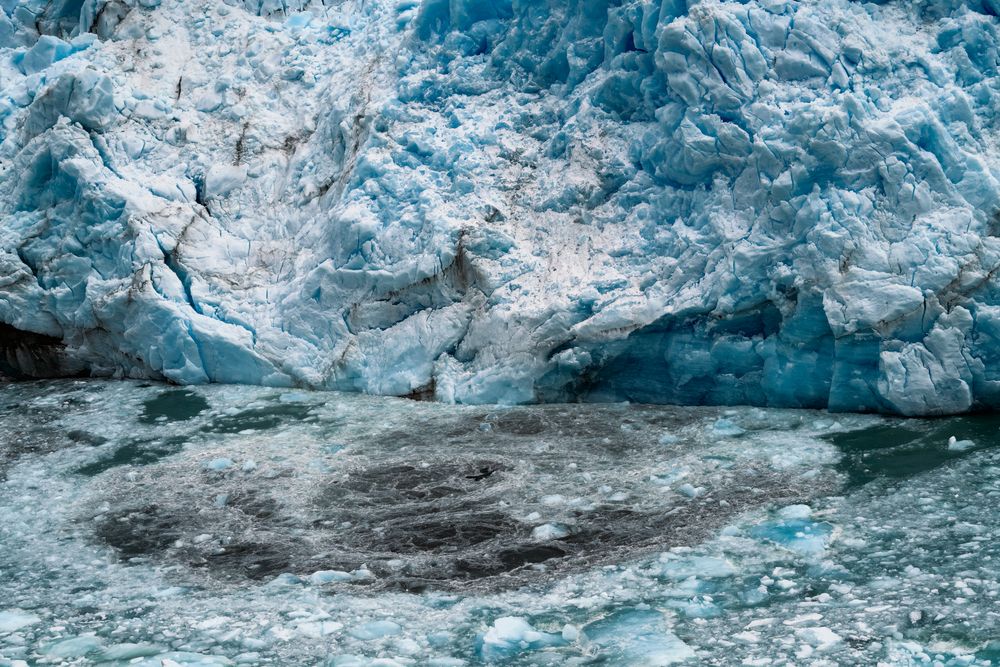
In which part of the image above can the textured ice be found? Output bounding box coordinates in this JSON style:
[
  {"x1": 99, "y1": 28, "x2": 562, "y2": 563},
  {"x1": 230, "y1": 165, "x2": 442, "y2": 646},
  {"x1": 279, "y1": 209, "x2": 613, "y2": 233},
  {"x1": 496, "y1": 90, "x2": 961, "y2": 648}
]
[
  {"x1": 3, "y1": 1, "x2": 1000, "y2": 414},
  {"x1": 4, "y1": 380, "x2": 1000, "y2": 664},
  {"x1": 948, "y1": 434, "x2": 977, "y2": 451},
  {"x1": 478, "y1": 617, "x2": 565, "y2": 661},
  {"x1": 0, "y1": 611, "x2": 39, "y2": 633}
]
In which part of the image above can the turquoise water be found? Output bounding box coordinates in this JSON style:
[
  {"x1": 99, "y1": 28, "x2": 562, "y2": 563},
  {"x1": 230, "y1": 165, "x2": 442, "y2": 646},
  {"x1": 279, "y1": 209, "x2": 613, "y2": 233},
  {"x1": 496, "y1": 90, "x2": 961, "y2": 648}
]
[{"x1": 1, "y1": 380, "x2": 999, "y2": 665}]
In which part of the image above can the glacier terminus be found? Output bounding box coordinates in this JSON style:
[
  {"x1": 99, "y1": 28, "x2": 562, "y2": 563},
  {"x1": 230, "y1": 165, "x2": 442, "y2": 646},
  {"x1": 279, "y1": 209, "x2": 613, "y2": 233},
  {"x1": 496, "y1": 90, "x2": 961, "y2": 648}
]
[{"x1": 4, "y1": 0, "x2": 1000, "y2": 415}]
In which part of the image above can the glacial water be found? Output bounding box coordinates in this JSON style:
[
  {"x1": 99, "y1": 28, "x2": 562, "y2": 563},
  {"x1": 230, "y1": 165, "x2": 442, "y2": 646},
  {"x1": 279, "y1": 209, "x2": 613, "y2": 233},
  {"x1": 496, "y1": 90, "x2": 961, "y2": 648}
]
[{"x1": 2, "y1": 380, "x2": 1000, "y2": 666}]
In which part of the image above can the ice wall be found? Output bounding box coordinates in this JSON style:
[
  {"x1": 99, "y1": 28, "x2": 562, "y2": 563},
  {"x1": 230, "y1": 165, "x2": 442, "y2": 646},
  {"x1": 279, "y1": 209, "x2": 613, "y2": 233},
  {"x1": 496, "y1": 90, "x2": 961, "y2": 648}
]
[{"x1": 2, "y1": 0, "x2": 1000, "y2": 414}]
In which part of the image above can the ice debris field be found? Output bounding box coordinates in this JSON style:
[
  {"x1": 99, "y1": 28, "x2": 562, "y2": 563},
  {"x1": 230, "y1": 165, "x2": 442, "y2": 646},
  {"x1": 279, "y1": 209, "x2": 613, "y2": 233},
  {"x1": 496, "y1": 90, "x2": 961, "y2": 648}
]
[
  {"x1": 2, "y1": 380, "x2": 1000, "y2": 665},
  {"x1": 3, "y1": 0, "x2": 1000, "y2": 414},
  {"x1": 7, "y1": 1, "x2": 1000, "y2": 665}
]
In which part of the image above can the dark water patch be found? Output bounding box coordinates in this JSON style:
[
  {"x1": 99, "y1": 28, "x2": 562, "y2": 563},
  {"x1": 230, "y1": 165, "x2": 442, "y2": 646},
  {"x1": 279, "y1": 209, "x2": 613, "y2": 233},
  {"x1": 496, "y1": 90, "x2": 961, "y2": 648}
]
[
  {"x1": 319, "y1": 460, "x2": 509, "y2": 508},
  {"x1": 76, "y1": 437, "x2": 185, "y2": 476},
  {"x1": 201, "y1": 542, "x2": 293, "y2": 581},
  {"x1": 140, "y1": 390, "x2": 209, "y2": 424},
  {"x1": 371, "y1": 511, "x2": 513, "y2": 552},
  {"x1": 491, "y1": 412, "x2": 548, "y2": 435},
  {"x1": 67, "y1": 429, "x2": 109, "y2": 446},
  {"x1": 89, "y1": 455, "x2": 815, "y2": 592},
  {"x1": 486, "y1": 405, "x2": 692, "y2": 439},
  {"x1": 829, "y1": 424, "x2": 923, "y2": 454},
  {"x1": 828, "y1": 415, "x2": 1000, "y2": 486},
  {"x1": 201, "y1": 403, "x2": 315, "y2": 433},
  {"x1": 227, "y1": 490, "x2": 280, "y2": 520},
  {"x1": 44, "y1": 386, "x2": 837, "y2": 592},
  {"x1": 95, "y1": 505, "x2": 183, "y2": 559},
  {"x1": 449, "y1": 543, "x2": 569, "y2": 584},
  {"x1": 363, "y1": 471, "x2": 803, "y2": 592}
]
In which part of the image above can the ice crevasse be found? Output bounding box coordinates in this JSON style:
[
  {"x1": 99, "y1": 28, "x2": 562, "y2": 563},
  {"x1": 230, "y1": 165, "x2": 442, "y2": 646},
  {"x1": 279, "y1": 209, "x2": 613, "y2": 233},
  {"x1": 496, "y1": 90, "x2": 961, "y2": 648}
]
[{"x1": 3, "y1": 0, "x2": 1000, "y2": 415}]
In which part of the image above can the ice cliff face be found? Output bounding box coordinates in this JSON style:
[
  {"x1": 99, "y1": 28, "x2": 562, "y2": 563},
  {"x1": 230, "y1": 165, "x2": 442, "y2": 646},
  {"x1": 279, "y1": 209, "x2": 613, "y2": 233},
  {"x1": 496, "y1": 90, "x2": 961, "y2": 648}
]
[{"x1": 3, "y1": 0, "x2": 1000, "y2": 415}]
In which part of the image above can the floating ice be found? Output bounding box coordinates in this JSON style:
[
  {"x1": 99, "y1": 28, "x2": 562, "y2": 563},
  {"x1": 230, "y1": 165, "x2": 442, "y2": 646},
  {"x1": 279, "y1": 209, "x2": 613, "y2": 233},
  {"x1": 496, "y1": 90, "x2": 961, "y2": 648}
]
[
  {"x1": 129, "y1": 652, "x2": 234, "y2": 666},
  {"x1": 531, "y1": 522, "x2": 570, "y2": 541},
  {"x1": 777, "y1": 504, "x2": 813, "y2": 520},
  {"x1": 97, "y1": 643, "x2": 165, "y2": 661},
  {"x1": 3, "y1": 380, "x2": 1000, "y2": 665},
  {"x1": 0, "y1": 610, "x2": 39, "y2": 633},
  {"x1": 204, "y1": 458, "x2": 234, "y2": 471},
  {"x1": 582, "y1": 610, "x2": 694, "y2": 665},
  {"x1": 295, "y1": 620, "x2": 344, "y2": 638},
  {"x1": 711, "y1": 419, "x2": 746, "y2": 438},
  {"x1": 795, "y1": 626, "x2": 843, "y2": 652},
  {"x1": 43, "y1": 635, "x2": 104, "y2": 659},
  {"x1": 310, "y1": 570, "x2": 355, "y2": 585},
  {"x1": 751, "y1": 518, "x2": 834, "y2": 557},
  {"x1": 658, "y1": 555, "x2": 736, "y2": 581},
  {"x1": 676, "y1": 483, "x2": 704, "y2": 499},
  {"x1": 479, "y1": 617, "x2": 565, "y2": 661},
  {"x1": 948, "y1": 436, "x2": 976, "y2": 452}
]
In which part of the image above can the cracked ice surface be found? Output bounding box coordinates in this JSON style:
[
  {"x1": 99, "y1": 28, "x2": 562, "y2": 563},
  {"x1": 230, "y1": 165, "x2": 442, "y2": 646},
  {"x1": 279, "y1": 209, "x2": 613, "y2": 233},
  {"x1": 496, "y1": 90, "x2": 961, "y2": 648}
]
[
  {"x1": 4, "y1": 380, "x2": 1000, "y2": 665},
  {"x1": 5, "y1": 1, "x2": 1000, "y2": 414}
]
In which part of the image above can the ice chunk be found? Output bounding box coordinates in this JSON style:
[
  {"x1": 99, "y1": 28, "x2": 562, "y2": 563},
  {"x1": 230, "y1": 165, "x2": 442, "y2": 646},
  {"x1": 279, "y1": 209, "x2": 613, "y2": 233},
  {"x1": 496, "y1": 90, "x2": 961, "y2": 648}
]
[
  {"x1": 658, "y1": 556, "x2": 737, "y2": 580},
  {"x1": 205, "y1": 458, "x2": 234, "y2": 471},
  {"x1": 479, "y1": 617, "x2": 565, "y2": 661},
  {"x1": 327, "y1": 656, "x2": 407, "y2": 667},
  {"x1": 97, "y1": 643, "x2": 165, "y2": 661},
  {"x1": 676, "y1": 483, "x2": 704, "y2": 498},
  {"x1": 947, "y1": 436, "x2": 975, "y2": 452},
  {"x1": 0, "y1": 609, "x2": 40, "y2": 633},
  {"x1": 310, "y1": 570, "x2": 355, "y2": 584},
  {"x1": 15, "y1": 36, "x2": 75, "y2": 75},
  {"x1": 297, "y1": 620, "x2": 344, "y2": 638},
  {"x1": 531, "y1": 523, "x2": 570, "y2": 541},
  {"x1": 751, "y1": 519, "x2": 833, "y2": 557},
  {"x1": 582, "y1": 610, "x2": 694, "y2": 665},
  {"x1": 711, "y1": 419, "x2": 745, "y2": 438},
  {"x1": 44, "y1": 635, "x2": 104, "y2": 658},
  {"x1": 348, "y1": 620, "x2": 402, "y2": 640},
  {"x1": 795, "y1": 626, "x2": 843, "y2": 651},
  {"x1": 128, "y1": 651, "x2": 234, "y2": 666},
  {"x1": 306, "y1": 567, "x2": 373, "y2": 587},
  {"x1": 777, "y1": 505, "x2": 813, "y2": 520}
]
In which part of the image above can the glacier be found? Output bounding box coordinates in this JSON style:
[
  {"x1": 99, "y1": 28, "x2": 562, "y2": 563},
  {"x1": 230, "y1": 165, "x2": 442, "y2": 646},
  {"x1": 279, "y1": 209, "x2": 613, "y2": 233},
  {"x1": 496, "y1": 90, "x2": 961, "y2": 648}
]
[{"x1": 3, "y1": 0, "x2": 1000, "y2": 414}]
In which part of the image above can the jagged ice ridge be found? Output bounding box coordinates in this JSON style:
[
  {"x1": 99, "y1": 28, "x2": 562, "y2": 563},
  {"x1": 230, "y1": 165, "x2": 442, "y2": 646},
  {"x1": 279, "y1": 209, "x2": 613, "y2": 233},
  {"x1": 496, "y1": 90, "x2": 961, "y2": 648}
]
[{"x1": 3, "y1": 0, "x2": 1000, "y2": 415}]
